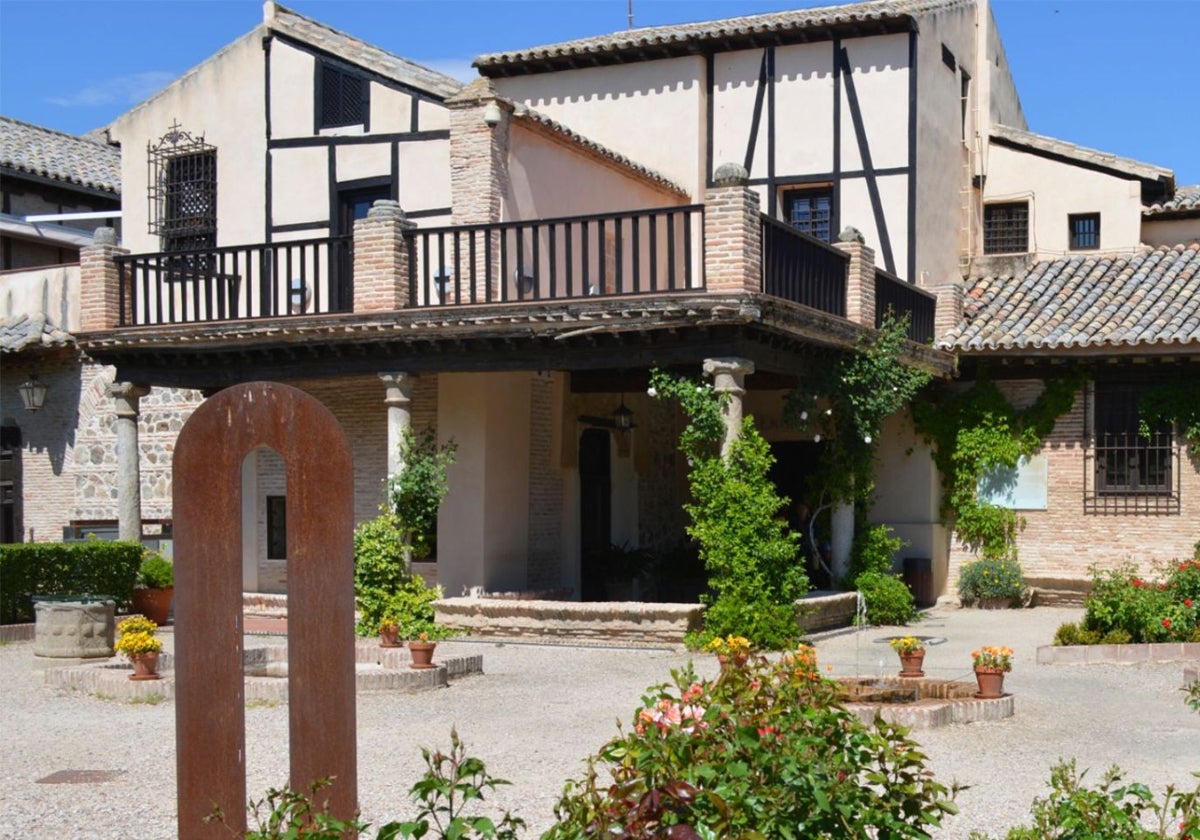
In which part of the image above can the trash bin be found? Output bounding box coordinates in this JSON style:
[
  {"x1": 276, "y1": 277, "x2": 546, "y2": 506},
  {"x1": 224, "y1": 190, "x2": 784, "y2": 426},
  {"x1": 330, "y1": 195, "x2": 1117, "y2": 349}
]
[{"x1": 902, "y1": 557, "x2": 934, "y2": 608}]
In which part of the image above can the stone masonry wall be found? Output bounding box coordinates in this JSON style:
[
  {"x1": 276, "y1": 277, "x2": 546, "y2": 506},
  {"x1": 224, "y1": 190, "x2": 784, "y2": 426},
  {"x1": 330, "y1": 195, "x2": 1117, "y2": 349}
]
[{"x1": 946, "y1": 379, "x2": 1200, "y2": 591}]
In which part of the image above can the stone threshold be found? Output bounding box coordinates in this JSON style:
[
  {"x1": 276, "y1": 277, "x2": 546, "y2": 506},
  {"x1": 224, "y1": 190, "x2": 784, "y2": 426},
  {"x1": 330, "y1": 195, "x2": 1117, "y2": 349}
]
[
  {"x1": 42, "y1": 640, "x2": 482, "y2": 702},
  {"x1": 1037, "y1": 642, "x2": 1200, "y2": 665}
]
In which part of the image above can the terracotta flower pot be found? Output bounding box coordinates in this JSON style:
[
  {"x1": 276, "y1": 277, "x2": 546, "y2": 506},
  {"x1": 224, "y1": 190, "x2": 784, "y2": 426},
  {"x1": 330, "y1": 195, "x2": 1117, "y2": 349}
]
[
  {"x1": 897, "y1": 649, "x2": 926, "y2": 678},
  {"x1": 408, "y1": 641, "x2": 436, "y2": 669},
  {"x1": 131, "y1": 587, "x2": 174, "y2": 626},
  {"x1": 379, "y1": 626, "x2": 402, "y2": 648},
  {"x1": 129, "y1": 650, "x2": 162, "y2": 681},
  {"x1": 974, "y1": 666, "x2": 1006, "y2": 698}
]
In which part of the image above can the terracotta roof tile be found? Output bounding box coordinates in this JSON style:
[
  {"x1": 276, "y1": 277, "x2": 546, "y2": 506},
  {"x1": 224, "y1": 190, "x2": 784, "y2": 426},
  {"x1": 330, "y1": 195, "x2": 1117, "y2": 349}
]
[
  {"x1": 0, "y1": 116, "x2": 120, "y2": 194},
  {"x1": 939, "y1": 244, "x2": 1200, "y2": 352},
  {"x1": 990, "y1": 124, "x2": 1173, "y2": 187},
  {"x1": 1144, "y1": 184, "x2": 1200, "y2": 216},
  {"x1": 0, "y1": 313, "x2": 74, "y2": 353}
]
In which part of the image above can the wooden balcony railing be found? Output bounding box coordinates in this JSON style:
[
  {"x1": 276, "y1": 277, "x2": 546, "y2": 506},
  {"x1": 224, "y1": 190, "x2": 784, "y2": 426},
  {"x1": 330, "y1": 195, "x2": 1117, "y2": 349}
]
[
  {"x1": 404, "y1": 205, "x2": 704, "y2": 307},
  {"x1": 874, "y1": 268, "x2": 936, "y2": 343},
  {"x1": 114, "y1": 236, "x2": 353, "y2": 326},
  {"x1": 760, "y1": 216, "x2": 848, "y2": 317}
]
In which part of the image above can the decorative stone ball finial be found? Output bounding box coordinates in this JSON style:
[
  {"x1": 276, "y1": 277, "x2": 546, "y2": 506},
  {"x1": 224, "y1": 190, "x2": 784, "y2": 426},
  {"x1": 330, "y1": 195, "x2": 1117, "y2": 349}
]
[
  {"x1": 712, "y1": 162, "x2": 750, "y2": 187},
  {"x1": 838, "y1": 226, "x2": 865, "y2": 244},
  {"x1": 366, "y1": 199, "x2": 405, "y2": 221},
  {"x1": 93, "y1": 226, "x2": 117, "y2": 246}
]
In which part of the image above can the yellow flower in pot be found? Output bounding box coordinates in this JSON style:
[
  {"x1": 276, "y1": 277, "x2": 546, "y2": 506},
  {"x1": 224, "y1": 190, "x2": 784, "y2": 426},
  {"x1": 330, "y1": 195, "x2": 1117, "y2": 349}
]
[
  {"x1": 889, "y1": 635, "x2": 926, "y2": 678},
  {"x1": 115, "y1": 615, "x2": 163, "y2": 681}
]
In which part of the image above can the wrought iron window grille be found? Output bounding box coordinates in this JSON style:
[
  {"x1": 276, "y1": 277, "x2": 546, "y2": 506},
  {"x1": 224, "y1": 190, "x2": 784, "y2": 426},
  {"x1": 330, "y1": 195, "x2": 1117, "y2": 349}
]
[
  {"x1": 147, "y1": 122, "x2": 217, "y2": 259},
  {"x1": 983, "y1": 202, "x2": 1029, "y2": 255},
  {"x1": 1083, "y1": 382, "x2": 1180, "y2": 515},
  {"x1": 1069, "y1": 213, "x2": 1100, "y2": 250}
]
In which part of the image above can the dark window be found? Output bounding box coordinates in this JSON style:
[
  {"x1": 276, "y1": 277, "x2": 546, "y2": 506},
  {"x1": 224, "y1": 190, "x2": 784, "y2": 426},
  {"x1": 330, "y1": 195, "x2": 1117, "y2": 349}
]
[
  {"x1": 783, "y1": 188, "x2": 833, "y2": 242},
  {"x1": 941, "y1": 43, "x2": 956, "y2": 72},
  {"x1": 319, "y1": 63, "x2": 368, "y2": 130},
  {"x1": 1069, "y1": 213, "x2": 1100, "y2": 250},
  {"x1": 267, "y1": 495, "x2": 286, "y2": 560},
  {"x1": 983, "y1": 202, "x2": 1028, "y2": 254},
  {"x1": 148, "y1": 124, "x2": 217, "y2": 254},
  {"x1": 1, "y1": 425, "x2": 20, "y2": 543},
  {"x1": 1087, "y1": 383, "x2": 1178, "y2": 514}
]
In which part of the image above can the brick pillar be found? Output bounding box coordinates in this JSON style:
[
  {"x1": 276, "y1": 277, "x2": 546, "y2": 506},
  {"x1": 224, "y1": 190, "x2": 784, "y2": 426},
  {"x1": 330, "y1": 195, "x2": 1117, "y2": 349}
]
[
  {"x1": 703, "y1": 163, "x2": 761, "y2": 295},
  {"x1": 835, "y1": 227, "x2": 876, "y2": 328},
  {"x1": 448, "y1": 79, "x2": 513, "y2": 302},
  {"x1": 79, "y1": 227, "x2": 129, "y2": 332},
  {"x1": 934, "y1": 281, "x2": 966, "y2": 340},
  {"x1": 107, "y1": 381, "x2": 150, "y2": 542},
  {"x1": 353, "y1": 200, "x2": 414, "y2": 313},
  {"x1": 703, "y1": 357, "x2": 755, "y2": 460}
]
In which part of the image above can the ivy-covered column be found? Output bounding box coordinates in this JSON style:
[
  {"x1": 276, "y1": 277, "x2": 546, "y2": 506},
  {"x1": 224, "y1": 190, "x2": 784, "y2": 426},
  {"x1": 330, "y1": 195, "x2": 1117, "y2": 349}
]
[
  {"x1": 379, "y1": 372, "x2": 413, "y2": 480},
  {"x1": 831, "y1": 501, "x2": 854, "y2": 583},
  {"x1": 703, "y1": 357, "x2": 755, "y2": 459},
  {"x1": 108, "y1": 382, "x2": 150, "y2": 542}
]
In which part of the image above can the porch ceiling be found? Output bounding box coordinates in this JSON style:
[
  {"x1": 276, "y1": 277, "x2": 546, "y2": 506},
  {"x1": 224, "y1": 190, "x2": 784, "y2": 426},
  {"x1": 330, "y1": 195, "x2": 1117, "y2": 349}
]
[{"x1": 78, "y1": 293, "x2": 953, "y2": 390}]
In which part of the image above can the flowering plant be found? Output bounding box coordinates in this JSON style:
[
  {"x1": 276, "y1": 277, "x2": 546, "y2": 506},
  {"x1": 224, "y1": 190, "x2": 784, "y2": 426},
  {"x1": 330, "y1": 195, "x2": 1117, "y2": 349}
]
[
  {"x1": 972, "y1": 645, "x2": 1013, "y2": 672},
  {"x1": 705, "y1": 635, "x2": 752, "y2": 658},
  {"x1": 114, "y1": 615, "x2": 162, "y2": 658},
  {"x1": 889, "y1": 636, "x2": 925, "y2": 654}
]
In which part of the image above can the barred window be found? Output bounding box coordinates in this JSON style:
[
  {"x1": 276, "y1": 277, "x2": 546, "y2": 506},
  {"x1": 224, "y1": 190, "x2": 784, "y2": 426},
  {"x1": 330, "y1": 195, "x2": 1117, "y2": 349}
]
[
  {"x1": 1086, "y1": 382, "x2": 1179, "y2": 515},
  {"x1": 319, "y1": 63, "x2": 368, "y2": 130},
  {"x1": 147, "y1": 123, "x2": 216, "y2": 254},
  {"x1": 983, "y1": 202, "x2": 1028, "y2": 254},
  {"x1": 1069, "y1": 213, "x2": 1100, "y2": 250},
  {"x1": 783, "y1": 188, "x2": 833, "y2": 243}
]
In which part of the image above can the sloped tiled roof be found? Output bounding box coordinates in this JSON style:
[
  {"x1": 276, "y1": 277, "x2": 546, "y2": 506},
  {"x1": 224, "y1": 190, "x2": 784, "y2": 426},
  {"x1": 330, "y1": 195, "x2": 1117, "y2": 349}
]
[
  {"x1": 940, "y1": 243, "x2": 1200, "y2": 353},
  {"x1": 1144, "y1": 185, "x2": 1200, "y2": 217},
  {"x1": 0, "y1": 313, "x2": 74, "y2": 353},
  {"x1": 0, "y1": 116, "x2": 120, "y2": 194},
  {"x1": 268, "y1": 4, "x2": 464, "y2": 99},
  {"x1": 991, "y1": 124, "x2": 1173, "y2": 188},
  {"x1": 476, "y1": 0, "x2": 968, "y2": 74}
]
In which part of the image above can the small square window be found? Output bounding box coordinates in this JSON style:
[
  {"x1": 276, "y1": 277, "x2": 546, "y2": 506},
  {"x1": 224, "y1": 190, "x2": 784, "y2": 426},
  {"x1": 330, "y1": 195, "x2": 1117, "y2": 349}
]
[
  {"x1": 1069, "y1": 213, "x2": 1100, "y2": 250},
  {"x1": 318, "y1": 63, "x2": 368, "y2": 130},
  {"x1": 983, "y1": 202, "x2": 1028, "y2": 254},
  {"x1": 266, "y1": 495, "x2": 287, "y2": 559},
  {"x1": 783, "y1": 188, "x2": 833, "y2": 242}
]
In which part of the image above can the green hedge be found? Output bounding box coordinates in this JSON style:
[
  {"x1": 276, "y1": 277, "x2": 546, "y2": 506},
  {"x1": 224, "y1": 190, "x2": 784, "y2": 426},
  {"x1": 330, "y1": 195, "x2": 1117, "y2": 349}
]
[{"x1": 0, "y1": 541, "x2": 142, "y2": 624}]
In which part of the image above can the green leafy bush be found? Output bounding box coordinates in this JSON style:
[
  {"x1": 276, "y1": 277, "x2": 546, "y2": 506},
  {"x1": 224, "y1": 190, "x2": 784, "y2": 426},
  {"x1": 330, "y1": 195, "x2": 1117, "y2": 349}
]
[
  {"x1": 354, "y1": 513, "x2": 443, "y2": 637},
  {"x1": 137, "y1": 549, "x2": 174, "y2": 588},
  {"x1": 650, "y1": 369, "x2": 807, "y2": 650},
  {"x1": 856, "y1": 570, "x2": 917, "y2": 626},
  {"x1": 0, "y1": 540, "x2": 141, "y2": 623},
  {"x1": 958, "y1": 554, "x2": 1025, "y2": 604},
  {"x1": 846, "y1": 523, "x2": 903, "y2": 589},
  {"x1": 545, "y1": 644, "x2": 956, "y2": 837},
  {"x1": 970, "y1": 759, "x2": 1199, "y2": 840},
  {"x1": 388, "y1": 427, "x2": 456, "y2": 561},
  {"x1": 1083, "y1": 562, "x2": 1200, "y2": 643}
]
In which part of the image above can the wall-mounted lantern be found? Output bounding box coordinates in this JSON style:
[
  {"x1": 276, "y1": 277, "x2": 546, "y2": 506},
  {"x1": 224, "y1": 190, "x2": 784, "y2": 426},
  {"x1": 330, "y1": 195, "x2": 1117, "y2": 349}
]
[
  {"x1": 18, "y1": 374, "x2": 47, "y2": 412},
  {"x1": 613, "y1": 396, "x2": 634, "y2": 431}
]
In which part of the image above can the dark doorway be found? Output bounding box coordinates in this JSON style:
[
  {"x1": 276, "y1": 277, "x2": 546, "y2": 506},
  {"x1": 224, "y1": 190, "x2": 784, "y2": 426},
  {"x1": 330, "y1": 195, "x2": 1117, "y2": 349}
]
[
  {"x1": 334, "y1": 182, "x2": 391, "y2": 310},
  {"x1": 579, "y1": 428, "x2": 611, "y2": 601},
  {"x1": 769, "y1": 441, "x2": 830, "y2": 588}
]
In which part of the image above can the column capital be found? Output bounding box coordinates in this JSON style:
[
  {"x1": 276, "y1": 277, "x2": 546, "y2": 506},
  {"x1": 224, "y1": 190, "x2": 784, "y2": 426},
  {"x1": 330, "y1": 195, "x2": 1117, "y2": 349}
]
[
  {"x1": 107, "y1": 382, "x2": 151, "y2": 417},
  {"x1": 703, "y1": 357, "x2": 755, "y2": 394},
  {"x1": 379, "y1": 372, "x2": 414, "y2": 406}
]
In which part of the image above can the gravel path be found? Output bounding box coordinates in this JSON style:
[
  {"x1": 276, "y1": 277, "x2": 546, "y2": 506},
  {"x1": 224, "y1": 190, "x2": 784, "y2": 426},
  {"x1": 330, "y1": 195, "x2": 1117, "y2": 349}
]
[{"x1": 1, "y1": 606, "x2": 1196, "y2": 838}]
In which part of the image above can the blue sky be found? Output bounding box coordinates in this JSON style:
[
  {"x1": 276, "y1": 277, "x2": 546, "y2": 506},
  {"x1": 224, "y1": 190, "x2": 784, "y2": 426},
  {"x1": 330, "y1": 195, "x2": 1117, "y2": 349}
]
[{"x1": 0, "y1": 0, "x2": 1196, "y2": 184}]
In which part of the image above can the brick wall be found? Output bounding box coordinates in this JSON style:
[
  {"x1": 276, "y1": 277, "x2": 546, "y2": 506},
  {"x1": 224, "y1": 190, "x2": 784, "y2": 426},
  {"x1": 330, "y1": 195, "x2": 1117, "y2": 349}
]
[
  {"x1": 78, "y1": 237, "x2": 127, "y2": 332},
  {"x1": 946, "y1": 379, "x2": 1200, "y2": 590},
  {"x1": 836, "y1": 239, "x2": 876, "y2": 328},
  {"x1": 256, "y1": 449, "x2": 287, "y2": 592},
  {"x1": 527, "y1": 373, "x2": 563, "y2": 589},
  {"x1": 352, "y1": 202, "x2": 413, "y2": 313},
  {"x1": 703, "y1": 183, "x2": 761, "y2": 295}
]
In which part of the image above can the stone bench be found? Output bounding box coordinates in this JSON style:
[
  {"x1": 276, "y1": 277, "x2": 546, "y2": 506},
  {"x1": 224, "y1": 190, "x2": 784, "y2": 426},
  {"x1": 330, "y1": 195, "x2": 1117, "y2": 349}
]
[{"x1": 435, "y1": 597, "x2": 704, "y2": 646}]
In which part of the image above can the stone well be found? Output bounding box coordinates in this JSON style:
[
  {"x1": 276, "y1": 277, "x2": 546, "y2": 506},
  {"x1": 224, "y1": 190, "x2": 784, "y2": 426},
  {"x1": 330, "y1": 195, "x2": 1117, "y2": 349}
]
[{"x1": 33, "y1": 599, "x2": 115, "y2": 659}]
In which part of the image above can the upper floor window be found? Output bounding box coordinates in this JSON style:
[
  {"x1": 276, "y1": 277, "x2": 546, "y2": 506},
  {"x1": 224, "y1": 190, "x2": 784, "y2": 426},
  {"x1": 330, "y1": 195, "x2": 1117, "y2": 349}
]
[
  {"x1": 147, "y1": 122, "x2": 217, "y2": 253},
  {"x1": 1086, "y1": 382, "x2": 1178, "y2": 515},
  {"x1": 983, "y1": 202, "x2": 1028, "y2": 254},
  {"x1": 783, "y1": 188, "x2": 833, "y2": 242},
  {"x1": 1069, "y1": 213, "x2": 1100, "y2": 250},
  {"x1": 318, "y1": 63, "x2": 368, "y2": 130}
]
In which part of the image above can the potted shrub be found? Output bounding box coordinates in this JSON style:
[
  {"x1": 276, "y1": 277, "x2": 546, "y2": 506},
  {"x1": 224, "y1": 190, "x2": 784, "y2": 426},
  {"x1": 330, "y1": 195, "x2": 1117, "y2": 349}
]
[
  {"x1": 115, "y1": 614, "x2": 163, "y2": 681},
  {"x1": 131, "y1": 549, "x2": 174, "y2": 625},
  {"x1": 405, "y1": 622, "x2": 452, "y2": 670},
  {"x1": 889, "y1": 635, "x2": 926, "y2": 677},
  {"x1": 378, "y1": 614, "x2": 402, "y2": 648},
  {"x1": 971, "y1": 644, "x2": 1013, "y2": 698},
  {"x1": 957, "y1": 553, "x2": 1025, "y2": 609}
]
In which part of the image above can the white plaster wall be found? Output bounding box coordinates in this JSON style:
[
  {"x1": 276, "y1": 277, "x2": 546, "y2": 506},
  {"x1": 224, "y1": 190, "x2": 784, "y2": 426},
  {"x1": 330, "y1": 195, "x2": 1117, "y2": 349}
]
[
  {"x1": 1142, "y1": 217, "x2": 1200, "y2": 247},
  {"x1": 336, "y1": 142, "x2": 392, "y2": 184},
  {"x1": 270, "y1": 40, "x2": 315, "y2": 138},
  {"x1": 419, "y1": 99, "x2": 450, "y2": 131},
  {"x1": 712, "y1": 49, "x2": 766, "y2": 176},
  {"x1": 0, "y1": 264, "x2": 80, "y2": 332},
  {"x1": 109, "y1": 30, "x2": 267, "y2": 253},
  {"x1": 983, "y1": 5, "x2": 1026, "y2": 130},
  {"x1": 271, "y1": 147, "x2": 329, "y2": 227},
  {"x1": 772, "y1": 43, "x2": 837, "y2": 176},
  {"x1": 839, "y1": 34, "x2": 910, "y2": 172},
  {"x1": 985, "y1": 145, "x2": 1144, "y2": 255},
  {"x1": 370, "y1": 85, "x2": 414, "y2": 134},
  {"x1": 494, "y1": 56, "x2": 707, "y2": 198},
  {"x1": 840, "y1": 173, "x2": 909, "y2": 275},
  {"x1": 397, "y1": 139, "x2": 452, "y2": 212}
]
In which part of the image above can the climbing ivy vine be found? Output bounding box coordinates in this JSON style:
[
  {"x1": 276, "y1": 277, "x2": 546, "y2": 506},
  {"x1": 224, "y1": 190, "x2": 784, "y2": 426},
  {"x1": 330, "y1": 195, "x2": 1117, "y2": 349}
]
[
  {"x1": 911, "y1": 371, "x2": 1083, "y2": 559},
  {"x1": 1139, "y1": 379, "x2": 1200, "y2": 455}
]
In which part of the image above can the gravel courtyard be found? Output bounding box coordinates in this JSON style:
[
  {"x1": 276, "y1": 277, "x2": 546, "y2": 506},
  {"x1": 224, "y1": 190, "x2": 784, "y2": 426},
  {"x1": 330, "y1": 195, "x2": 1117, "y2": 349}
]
[{"x1": 1, "y1": 605, "x2": 1196, "y2": 838}]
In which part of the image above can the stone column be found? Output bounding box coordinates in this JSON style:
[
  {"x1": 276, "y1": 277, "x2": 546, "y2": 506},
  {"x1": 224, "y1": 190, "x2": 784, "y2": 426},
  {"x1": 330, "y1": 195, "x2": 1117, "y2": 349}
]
[
  {"x1": 108, "y1": 382, "x2": 150, "y2": 542},
  {"x1": 79, "y1": 227, "x2": 130, "y2": 332},
  {"x1": 835, "y1": 227, "x2": 876, "y2": 328},
  {"x1": 379, "y1": 373, "x2": 414, "y2": 479},
  {"x1": 353, "y1": 200, "x2": 415, "y2": 312},
  {"x1": 703, "y1": 357, "x2": 755, "y2": 460},
  {"x1": 831, "y1": 500, "x2": 855, "y2": 584},
  {"x1": 703, "y1": 163, "x2": 762, "y2": 295}
]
